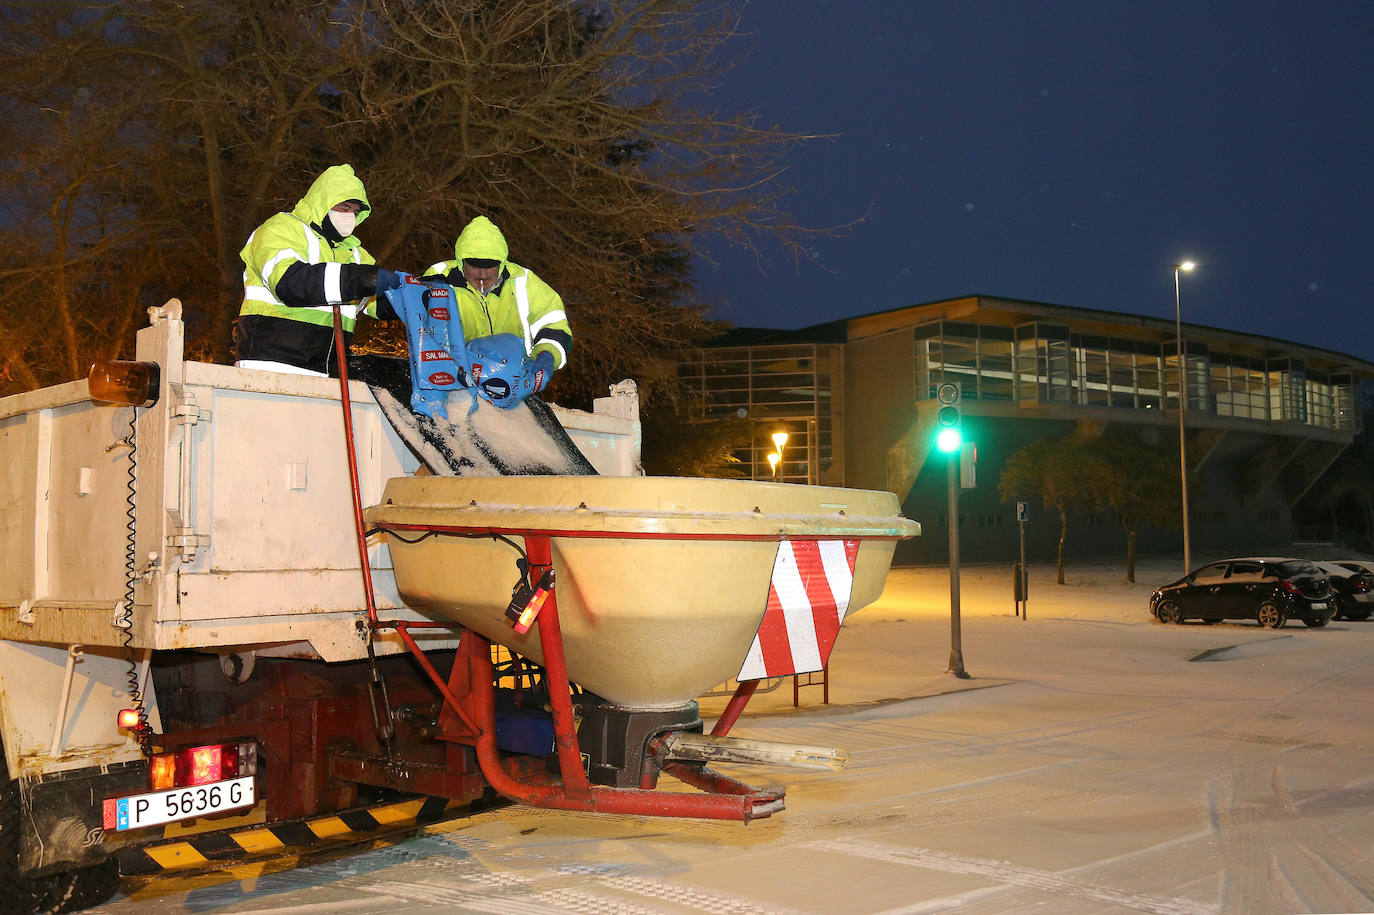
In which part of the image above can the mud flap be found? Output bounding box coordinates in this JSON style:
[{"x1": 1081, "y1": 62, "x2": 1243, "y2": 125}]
[{"x1": 19, "y1": 759, "x2": 147, "y2": 875}]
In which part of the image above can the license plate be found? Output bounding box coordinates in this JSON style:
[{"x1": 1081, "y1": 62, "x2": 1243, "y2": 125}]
[
  {"x1": 1311, "y1": 602, "x2": 1328, "y2": 610},
  {"x1": 107, "y1": 776, "x2": 255, "y2": 831}
]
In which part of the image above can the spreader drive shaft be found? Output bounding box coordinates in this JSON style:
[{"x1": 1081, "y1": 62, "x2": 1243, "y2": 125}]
[{"x1": 660, "y1": 732, "x2": 849, "y2": 771}]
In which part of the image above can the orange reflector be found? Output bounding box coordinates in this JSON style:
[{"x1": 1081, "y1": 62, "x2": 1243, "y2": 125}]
[
  {"x1": 117, "y1": 709, "x2": 140, "y2": 729},
  {"x1": 150, "y1": 754, "x2": 176, "y2": 791}
]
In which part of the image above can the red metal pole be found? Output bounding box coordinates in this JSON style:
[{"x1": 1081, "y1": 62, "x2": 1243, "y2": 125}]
[
  {"x1": 392, "y1": 622, "x2": 484, "y2": 738},
  {"x1": 331, "y1": 306, "x2": 379, "y2": 626},
  {"x1": 710, "y1": 680, "x2": 760, "y2": 737},
  {"x1": 523, "y1": 534, "x2": 592, "y2": 795},
  {"x1": 465, "y1": 629, "x2": 779, "y2": 820}
]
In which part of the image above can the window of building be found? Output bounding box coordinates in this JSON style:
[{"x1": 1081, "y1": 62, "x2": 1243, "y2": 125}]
[
  {"x1": 1108, "y1": 348, "x2": 1138, "y2": 408},
  {"x1": 1332, "y1": 374, "x2": 1358, "y2": 431},
  {"x1": 1307, "y1": 373, "x2": 1335, "y2": 429},
  {"x1": 1014, "y1": 326, "x2": 1040, "y2": 402},
  {"x1": 1011, "y1": 322, "x2": 1072, "y2": 403},
  {"x1": 916, "y1": 321, "x2": 1016, "y2": 401},
  {"x1": 1134, "y1": 342, "x2": 1164, "y2": 410},
  {"x1": 1210, "y1": 353, "x2": 1268, "y2": 420},
  {"x1": 1268, "y1": 358, "x2": 1307, "y2": 424},
  {"x1": 939, "y1": 324, "x2": 979, "y2": 396},
  {"x1": 1076, "y1": 340, "x2": 1109, "y2": 407},
  {"x1": 979, "y1": 328, "x2": 1015, "y2": 401},
  {"x1": 679, "y1": 343, "x2": 843, "y2": 483}
]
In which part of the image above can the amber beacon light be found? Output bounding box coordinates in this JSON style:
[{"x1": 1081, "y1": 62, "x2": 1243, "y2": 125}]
[{"x1": 88, "y1": 360, "x2": 160, "y2": 407}]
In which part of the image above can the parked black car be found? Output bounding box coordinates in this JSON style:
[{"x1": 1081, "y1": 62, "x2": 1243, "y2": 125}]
[
  {"x1": 1316, "y1": 560, "x2": 1374, "y2": 621},
  {"x1": 1149, "y1": 558, "x2": 1334, "y2": 628}
]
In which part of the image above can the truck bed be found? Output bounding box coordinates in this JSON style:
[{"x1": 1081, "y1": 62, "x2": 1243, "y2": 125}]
[{"x1": 0, "y1": 302, "x2": 640, "y2": 662}]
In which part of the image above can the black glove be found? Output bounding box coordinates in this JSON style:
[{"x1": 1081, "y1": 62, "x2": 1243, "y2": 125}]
[
  {"x1": 344, "y1": 263, "x2": 379, "y2": 297},
  {"x1": 376, "y1": 268, "x2": 401, "y2": 293}
]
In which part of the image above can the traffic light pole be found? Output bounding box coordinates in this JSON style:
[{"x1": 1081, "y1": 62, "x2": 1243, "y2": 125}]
[{"x1": 947, "y1": 451, "x2": 970, "y2": 678}]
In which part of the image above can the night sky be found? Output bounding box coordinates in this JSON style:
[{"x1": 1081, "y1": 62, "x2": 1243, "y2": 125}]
[{"x1": 692, "y1": 1, "x2": 1374, "y2": 362}]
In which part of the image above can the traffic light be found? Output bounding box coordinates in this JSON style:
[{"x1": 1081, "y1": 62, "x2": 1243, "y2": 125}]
[{"x1": 935, "y1": 381, "x2": 962, "y2": 452}]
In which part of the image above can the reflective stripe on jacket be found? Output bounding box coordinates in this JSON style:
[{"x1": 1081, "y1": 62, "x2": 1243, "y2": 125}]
[
  {"x1": 423, "y1": 215, "x2": 571, "y2": 369},
  {"x1": 422, "y1": 261, "x2": 571, "y2": 368},
  {"x1": 238, "y1": 164, "x2": 378, "y2": 333}
]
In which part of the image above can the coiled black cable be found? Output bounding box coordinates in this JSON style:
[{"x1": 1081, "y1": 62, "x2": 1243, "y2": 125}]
[{"x1": 116, "y1": 407, "x2": 153, "y2": 757}]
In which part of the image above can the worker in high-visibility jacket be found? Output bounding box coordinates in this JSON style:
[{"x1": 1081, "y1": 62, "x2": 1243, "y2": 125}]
[
  {"x1": 422, "y1": 216, "x2": 572, "y2": 400},
  {"x1": 234, "y1": 164, "x2": 402, "y2": 376}
]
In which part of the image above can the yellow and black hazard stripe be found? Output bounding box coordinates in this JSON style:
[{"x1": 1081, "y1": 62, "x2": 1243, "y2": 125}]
[{"x1": 118, "y1": 795, "x2": 471, "y2": 874}]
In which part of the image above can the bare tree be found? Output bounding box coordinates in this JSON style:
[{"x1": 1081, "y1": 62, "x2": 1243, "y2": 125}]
[
  {"x1": 640, "y1": 405, "x2": 750, "y2": 478},
  {"x1": 999, "y1": 436, "x2": 1106, "y2": 585},
  {"x1": 0, "y1": 0, "x2": 828, "y2": 404},
  {"x1": 1083, "y1": 434, "x2": 1181, "y2": 583},
  {"x1": 0, "y1": 70, "x2": 183, "y2": 391}
]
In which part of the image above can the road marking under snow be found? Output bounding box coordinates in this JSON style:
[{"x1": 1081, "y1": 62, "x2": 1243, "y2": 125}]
[{"x1": 810, "y1": 838, "x2": 1213, "y2": 915}]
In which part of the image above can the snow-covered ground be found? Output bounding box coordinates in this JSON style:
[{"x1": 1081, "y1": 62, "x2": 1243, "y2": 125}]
[{"x1": 100, "y1": 557, "x2": 1374, "y2": 914}]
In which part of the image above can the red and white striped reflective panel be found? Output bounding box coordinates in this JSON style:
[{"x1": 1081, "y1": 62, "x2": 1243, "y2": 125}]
[{"x1": 737, "y1": 539, "x2": 860, "y2": 681}]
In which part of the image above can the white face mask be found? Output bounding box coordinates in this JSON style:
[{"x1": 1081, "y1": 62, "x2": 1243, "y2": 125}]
[{"x1": 328, "y1": 209, "x2": 358, "y2": 237}]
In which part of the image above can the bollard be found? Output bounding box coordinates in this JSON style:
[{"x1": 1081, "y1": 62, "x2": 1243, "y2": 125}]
[{"x1": 1013, "y1": 561, "x2": 1029, "y2": 618}]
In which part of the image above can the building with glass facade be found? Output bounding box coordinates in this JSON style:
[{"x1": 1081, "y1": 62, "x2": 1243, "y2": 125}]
[{"x1": 677, "y1": 296, "x2": 1372, "y2": 564}]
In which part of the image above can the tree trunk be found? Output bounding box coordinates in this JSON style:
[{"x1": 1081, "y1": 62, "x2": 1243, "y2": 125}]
[{"x1": 1125, "y1": 525, "x2": 1137, "y2": 583}]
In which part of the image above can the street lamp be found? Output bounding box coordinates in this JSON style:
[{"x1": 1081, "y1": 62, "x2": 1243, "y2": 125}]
[
  {"x1": 1174, "y1": 260, "x2": 1195, "y2": 574},
  {"x1": 766, "y1": 451, "x2": 780, "y2": 478},
  {"x1": 771, "y1": 431, "x2": 788, "y2": 481}
]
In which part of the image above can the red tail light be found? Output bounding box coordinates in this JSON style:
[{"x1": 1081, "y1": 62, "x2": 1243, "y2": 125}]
[
  {"x1": 147, "y1": 742, "x2": 257, "y2": 791},
  {"x1": 188, "y1": 745, "x2": 224, "y2": 786},
  {"x1": 1357, "y1": 577, "x2": 1372, "y2": 593},
  {"x1": 1278, "y1": 578, "x2": 1302, "y2": 595}
]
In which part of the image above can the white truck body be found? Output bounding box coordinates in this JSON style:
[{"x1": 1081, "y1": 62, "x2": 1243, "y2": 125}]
[{"x1": 0, "y1": 302, "x2": 641, "y2": 778}]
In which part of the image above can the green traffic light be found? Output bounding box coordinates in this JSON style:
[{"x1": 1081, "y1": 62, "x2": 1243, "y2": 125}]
[{"x1": 936, "y1": 427, "x2": 962, "y2": 452}]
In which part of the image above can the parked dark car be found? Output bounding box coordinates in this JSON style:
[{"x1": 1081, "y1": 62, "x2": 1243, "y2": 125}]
[
  {"x1": 1149, "y1": 558, "x2": 1334, "y2": 628},
  {"x1": 1316, "y1": 560, "x2": 1374, "y2": 620}
]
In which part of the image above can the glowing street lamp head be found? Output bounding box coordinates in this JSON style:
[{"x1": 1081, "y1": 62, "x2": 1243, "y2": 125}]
[
  {"x1": 767, "y1": 452, "x2": 780, "y2": 474},
  {"x1": 771, "y1": 431, "x2": 789, "y2": 451},
  {"x1": 1176, "y1": 260, "x2": 1195, "y2": 273}
]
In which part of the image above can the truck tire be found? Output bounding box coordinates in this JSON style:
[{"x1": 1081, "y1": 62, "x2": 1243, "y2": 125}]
[{"x1": 1, "y1": 748, "x2": 121, "y2": 914}]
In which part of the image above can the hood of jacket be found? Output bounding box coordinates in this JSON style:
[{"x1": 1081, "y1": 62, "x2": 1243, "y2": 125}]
[
  {"x1": 453, "y1": 216, "x2": 509, "y2": 268},
  {"x1": 291, "y1": 164, "x2": 371, "y2": 233}
]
